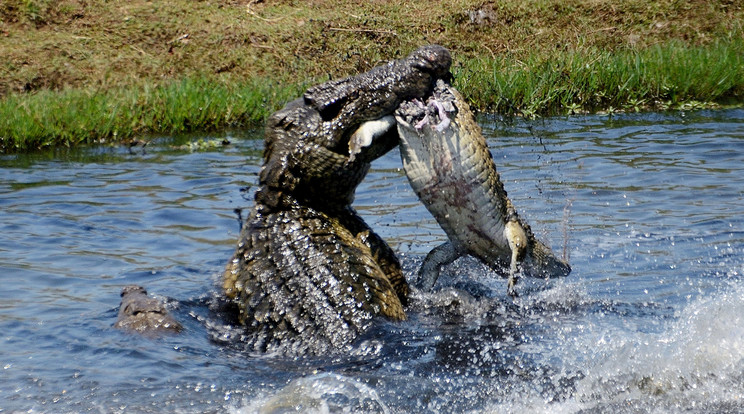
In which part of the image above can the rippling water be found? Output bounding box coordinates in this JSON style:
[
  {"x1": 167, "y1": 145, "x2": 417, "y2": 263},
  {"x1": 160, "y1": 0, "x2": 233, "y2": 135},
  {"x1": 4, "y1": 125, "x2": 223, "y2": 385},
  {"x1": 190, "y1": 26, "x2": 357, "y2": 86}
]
[{"x1": 1, "y1": 109, "x2": 744, "y2": 413}]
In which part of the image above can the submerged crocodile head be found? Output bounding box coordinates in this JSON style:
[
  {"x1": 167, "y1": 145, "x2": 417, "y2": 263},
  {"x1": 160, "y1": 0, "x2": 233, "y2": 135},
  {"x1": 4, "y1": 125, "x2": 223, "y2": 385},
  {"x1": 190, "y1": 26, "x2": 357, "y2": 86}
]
[
  {"x1": 395, "y1": 80, "x2": 570, "y2": 294},
  {"x1": 114, "y1": 285, "x2": 182, "y2": 336}
]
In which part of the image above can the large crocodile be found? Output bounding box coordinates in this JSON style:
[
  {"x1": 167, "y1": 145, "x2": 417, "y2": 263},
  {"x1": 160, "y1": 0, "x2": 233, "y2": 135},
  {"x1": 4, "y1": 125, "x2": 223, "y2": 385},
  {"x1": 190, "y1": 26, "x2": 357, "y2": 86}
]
[
  {"x1": 395, "y1": 80, "x2": 571, "y2": 295},
  {"x1": 222, "y1": 45, "x2": 452, "y2": 354}
]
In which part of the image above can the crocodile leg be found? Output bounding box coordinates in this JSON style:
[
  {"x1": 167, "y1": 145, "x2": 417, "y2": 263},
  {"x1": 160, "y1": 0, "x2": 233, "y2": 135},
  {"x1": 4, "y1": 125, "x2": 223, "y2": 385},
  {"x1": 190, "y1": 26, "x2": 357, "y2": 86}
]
[
  {"x1": 504, "y1": 218, "x2": 527, "y2": 297},
  {"x1": 417, "y1": 241, "x2": 461, "y2": 290},
  {"x1": 336, "y1": 206, "x2": 409, "y2": 305},
  {"x1": 418, "y1": 221, "x2": 527, "y2": 297}
]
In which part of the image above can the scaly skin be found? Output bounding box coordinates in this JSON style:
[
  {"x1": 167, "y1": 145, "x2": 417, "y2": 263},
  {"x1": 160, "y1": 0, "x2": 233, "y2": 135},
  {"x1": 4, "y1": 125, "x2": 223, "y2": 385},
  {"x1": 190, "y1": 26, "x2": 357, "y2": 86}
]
[
  {"x1": 223, "y1": 45, "x2": 452, "y2": 354},
  {"x1": 395, "y1": 80, "x2": 571, "y2": 295},
  {"x1": 114, "y1": 285, "x2": 182, "y2": 336}
]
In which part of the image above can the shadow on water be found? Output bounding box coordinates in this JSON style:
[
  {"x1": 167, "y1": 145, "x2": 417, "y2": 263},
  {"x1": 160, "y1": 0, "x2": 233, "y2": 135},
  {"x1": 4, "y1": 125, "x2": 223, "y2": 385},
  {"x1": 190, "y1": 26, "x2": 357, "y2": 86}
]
[{"x1": 2, "y1": 110, "x2": 744, "y2": 412}]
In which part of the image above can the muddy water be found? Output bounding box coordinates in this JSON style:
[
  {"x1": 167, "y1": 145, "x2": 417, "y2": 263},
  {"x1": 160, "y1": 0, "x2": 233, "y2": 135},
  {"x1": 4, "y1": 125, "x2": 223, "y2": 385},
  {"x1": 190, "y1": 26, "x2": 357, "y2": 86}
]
[{"x1": 1, "y1": 109, "x2": 743, "y2": 413}]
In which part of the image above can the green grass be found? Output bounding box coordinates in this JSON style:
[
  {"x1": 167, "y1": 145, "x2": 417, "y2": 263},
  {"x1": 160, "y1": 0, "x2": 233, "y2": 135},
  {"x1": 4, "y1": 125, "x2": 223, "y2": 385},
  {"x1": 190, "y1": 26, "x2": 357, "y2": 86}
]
[
  {"x1": 457, "y1": 37, "x2": 744, "y2": 117},
  {"x1": 4, "y1": 36, "x2": 742, "y2": 152},
  {"x1": 0, "y1": 77, "x2": 305, "y2": 152},
  {"x1": 1, "y1": 0, "x2": 743, "y2": 152}
]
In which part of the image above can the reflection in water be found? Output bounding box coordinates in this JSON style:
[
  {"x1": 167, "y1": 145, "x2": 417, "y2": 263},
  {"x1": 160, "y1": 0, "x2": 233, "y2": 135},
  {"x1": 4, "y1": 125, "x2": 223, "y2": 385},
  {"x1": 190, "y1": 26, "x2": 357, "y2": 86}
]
[{"x1": 1, "y1": 110, "x2": 744, "y2": 412}]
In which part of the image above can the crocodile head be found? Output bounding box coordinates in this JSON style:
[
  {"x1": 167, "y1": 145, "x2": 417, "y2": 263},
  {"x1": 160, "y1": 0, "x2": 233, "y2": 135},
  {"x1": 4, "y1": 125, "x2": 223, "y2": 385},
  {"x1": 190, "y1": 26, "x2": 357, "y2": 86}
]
[
  {"x1": 114, "y1": 285, "x2": 182, "y2": 336},
  {"x1": 257, "y1": 45, "x2": 452, "y2": 212}
]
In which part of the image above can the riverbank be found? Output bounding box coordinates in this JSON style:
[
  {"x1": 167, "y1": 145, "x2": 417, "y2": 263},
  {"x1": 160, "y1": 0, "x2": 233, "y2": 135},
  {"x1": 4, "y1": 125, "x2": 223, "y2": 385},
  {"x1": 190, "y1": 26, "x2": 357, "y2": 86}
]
[{"x1": 1, "y1": 0, "x2": 742, "y2": 152}]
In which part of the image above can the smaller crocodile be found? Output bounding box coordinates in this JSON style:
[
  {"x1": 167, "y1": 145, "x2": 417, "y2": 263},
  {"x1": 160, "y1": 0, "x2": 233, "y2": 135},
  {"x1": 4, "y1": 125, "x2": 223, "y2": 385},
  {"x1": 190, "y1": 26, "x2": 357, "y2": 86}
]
[
  {"x1": 395, "y1": 80, "x2": 571, "y2": 295},
  {"x1": 114, "y1": 285, "x2": 182, "y2": 336}
]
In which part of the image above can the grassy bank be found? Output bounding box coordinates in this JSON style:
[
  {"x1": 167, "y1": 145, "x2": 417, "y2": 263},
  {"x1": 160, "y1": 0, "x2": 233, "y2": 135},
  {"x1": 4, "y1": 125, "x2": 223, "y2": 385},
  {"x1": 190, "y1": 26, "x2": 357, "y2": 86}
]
[
  {"x1": 1, "y1": 0, "x2": 743, "y2": 152},
  {"x1": 1, "y1": 77, "x2": 305, "y2": 151},
  {"x1": 460, "y1": 37, "x2": 744, "y2": 116}
]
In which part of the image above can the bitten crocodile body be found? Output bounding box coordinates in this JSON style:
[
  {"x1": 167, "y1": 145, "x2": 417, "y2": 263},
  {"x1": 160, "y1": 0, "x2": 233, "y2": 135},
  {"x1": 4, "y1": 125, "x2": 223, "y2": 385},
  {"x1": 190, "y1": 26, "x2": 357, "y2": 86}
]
[
  {"x1": 395, "y1": 80, "x2": 571, "y2": 295},
  {"x1": 223, "y1": 46, "x2": 452, "y2": 354}
]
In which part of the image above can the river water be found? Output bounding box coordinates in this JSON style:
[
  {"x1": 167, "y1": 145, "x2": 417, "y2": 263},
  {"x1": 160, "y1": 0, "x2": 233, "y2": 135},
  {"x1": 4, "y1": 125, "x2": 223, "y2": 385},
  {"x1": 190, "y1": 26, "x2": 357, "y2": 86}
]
[{"x1": 1, "y1": 109, "x2": 744, "y2": 413}]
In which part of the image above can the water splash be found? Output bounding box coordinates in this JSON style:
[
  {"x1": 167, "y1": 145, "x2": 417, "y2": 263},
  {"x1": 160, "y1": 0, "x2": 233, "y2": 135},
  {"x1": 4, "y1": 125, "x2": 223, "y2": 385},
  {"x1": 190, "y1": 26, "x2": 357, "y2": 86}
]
[
  {"x1": 485, "y1": 281, "x2": 744, "y2": 413},
  {"x1": 232, "y1": 373, "x2": 390, "y2": 414}
]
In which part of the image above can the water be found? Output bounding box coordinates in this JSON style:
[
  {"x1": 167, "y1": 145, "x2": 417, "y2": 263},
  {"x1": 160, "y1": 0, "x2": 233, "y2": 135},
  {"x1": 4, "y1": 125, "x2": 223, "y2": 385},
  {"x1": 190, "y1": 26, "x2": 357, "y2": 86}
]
[{"x1": 1, "y1": 109, "x2": 744, "y2": 413}]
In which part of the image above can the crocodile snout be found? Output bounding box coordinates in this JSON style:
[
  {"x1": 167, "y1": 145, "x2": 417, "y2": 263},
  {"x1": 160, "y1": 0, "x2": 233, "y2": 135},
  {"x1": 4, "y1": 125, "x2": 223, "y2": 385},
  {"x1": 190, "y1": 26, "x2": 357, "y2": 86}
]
[
  {"x1": 114, "y1": 285, "x2": 182, "y2": 336},
  {"x1": 408, "y1": 45, "x2": 452, "y2": 78}
]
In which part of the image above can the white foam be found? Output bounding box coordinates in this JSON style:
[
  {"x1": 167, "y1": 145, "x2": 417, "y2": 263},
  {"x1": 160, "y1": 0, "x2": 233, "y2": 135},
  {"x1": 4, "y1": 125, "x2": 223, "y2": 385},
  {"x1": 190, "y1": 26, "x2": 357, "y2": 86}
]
[{"x1": 484, "y1": 281, "x2": 744, "y2": 413}]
